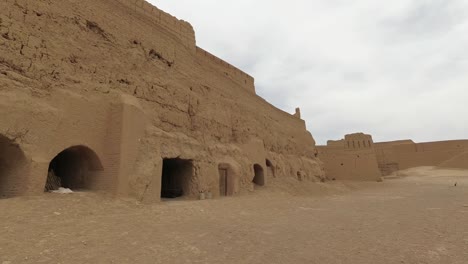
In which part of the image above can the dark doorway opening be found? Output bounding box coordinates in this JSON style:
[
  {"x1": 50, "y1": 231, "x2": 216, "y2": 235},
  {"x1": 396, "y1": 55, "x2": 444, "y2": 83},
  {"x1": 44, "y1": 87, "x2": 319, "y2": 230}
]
[
  {"x1": 266, "y1": 159, "x2": 275, "y2": 178},
  {"x1": 252, "y1": 164, "x2": 265, "y2": 186},
  {"x1": 45, "y1": 146, "x2": 103, "y2": 192},
  {"x1": 219, "y1": 167, "x2": 228, "y2": 196},
  {"x1": 0, "y1": 135, "x2": 27, "y2": 198},
  {"x1": 161, "y1": 158, "x2": 193, "y2": 199},
  {"x1": 218, "y1": 163, "x2": 236, "y2": 197}
]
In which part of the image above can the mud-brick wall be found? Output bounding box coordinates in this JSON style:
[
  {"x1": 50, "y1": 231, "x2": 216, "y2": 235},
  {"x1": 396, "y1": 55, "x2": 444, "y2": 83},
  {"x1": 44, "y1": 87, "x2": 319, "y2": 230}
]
[
  {"x1": 317, "y1": 146, "x2": 382, "y2": 181},
  {"x1": 195, "y1": 47, "x2": 255, "y2": 94},
  {"x1": 111, "y1": 95, "x2": 146, "y2": 196},
  {"x1": 374, "y1": 140, "x2": 414, "y2": 175},
  {"x1": 393, "y1": 140, "x2": 468, "y2": 170},
  {"x1": 0, "y1": 136, "x2": 30, "y2": 197},
  {"x1": 114, "y1": 0, "x2": 196, "y2": 51},
  {"x1": 0, "y1": 88, "x2": 147, "y2": 197},
  {"x1": 0, "y1": 89, "x2": 114, "y2": 195},
  {"x1": 440, "y1": 152, "x2": 468, "y2": 169},
  {"x1": 101, "y1": 103, "x2": 124, "y2": 193}
]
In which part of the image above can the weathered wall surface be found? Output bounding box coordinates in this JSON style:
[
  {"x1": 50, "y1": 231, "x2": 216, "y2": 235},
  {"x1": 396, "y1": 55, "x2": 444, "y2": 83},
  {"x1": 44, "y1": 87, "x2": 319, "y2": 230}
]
[
  {"x1": 439, "y1": 152, "x2": 468, "y2": 169},
  {"x1": 374, "y1": 140, "x2": 415, "y2": 175},
  {"x1": 375, "y1": 140, "x2": 468, "y2": 173},
  {"x1": 0, "y1": 0, "x2": 324, "y2": 200},
  {"x1": 393, "y1": 140, "x2": 468, "y2": 169},
  {"x1": 195, "y1": 47, "x2": 255, "y2": 94},
  {"x1": 317, "y1": 133, "x2": 382, "y2": 181},
  {"x1": 115, "y1": 0, "x2": 196, "y2": 51}
]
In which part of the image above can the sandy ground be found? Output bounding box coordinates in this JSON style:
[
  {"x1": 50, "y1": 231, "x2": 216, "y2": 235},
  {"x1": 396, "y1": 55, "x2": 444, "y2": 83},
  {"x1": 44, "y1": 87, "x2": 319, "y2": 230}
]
[{"x1": 1, "y1": 167, "x2": 468, "y2": 264}]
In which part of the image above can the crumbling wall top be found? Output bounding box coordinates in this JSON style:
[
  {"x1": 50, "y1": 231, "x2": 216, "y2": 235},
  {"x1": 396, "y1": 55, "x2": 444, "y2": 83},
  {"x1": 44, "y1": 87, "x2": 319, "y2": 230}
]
[
  {"x1": 195, "y1": 47, "x2": 255, "y2": 93},
  {"x1": 115, "y1": 0, "x2": 196, "y2": 51}
]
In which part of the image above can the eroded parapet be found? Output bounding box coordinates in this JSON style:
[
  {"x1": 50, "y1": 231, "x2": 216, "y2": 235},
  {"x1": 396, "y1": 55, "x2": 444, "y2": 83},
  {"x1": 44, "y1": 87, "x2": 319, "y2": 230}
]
[
  {"x1": 113, "y1": 0, "x2": 255, "y2": 94},
  {"x1": 196, "y1": 47, "x2": 256, "y2": 94},
  {"x1": 115, "y1": 0, "x2": 196, "y2": 52},
  {"x1": 294, "y1": 108, "x2": 301, "y2": 119},
  {"x1": 344, "y1": 133, "x2": 374, "y2": 150}
]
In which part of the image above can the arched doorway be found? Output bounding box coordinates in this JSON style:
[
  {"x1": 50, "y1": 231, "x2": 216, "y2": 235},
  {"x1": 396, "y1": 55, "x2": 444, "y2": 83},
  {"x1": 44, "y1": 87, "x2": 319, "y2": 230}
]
[
  {"x1": 0, "y1": 135, "x2": 27, "y2": 198},
  {"x1": 45, "y1": 145, "x2": 103, "y2": 192},
  {"x1": 266, "y1": 159, "x2": 275, "y2": 178},
  {"x1": 252, "y1": 164, "x2": 265, "y2": 186},
  {"x1": 218, "y1": 163, "x2": 236, "y2": 197}
]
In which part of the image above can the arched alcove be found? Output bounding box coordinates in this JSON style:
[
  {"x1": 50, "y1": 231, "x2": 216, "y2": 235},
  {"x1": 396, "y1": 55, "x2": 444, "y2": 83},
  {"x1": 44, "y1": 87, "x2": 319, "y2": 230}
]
[
  {"x1": 45, "y1": 145, "x2": 104, "y2": 192},
  {"x1": 0, "y1": 135, "x2": 28, "y2": 198},
  {"x1": 252, "y1": 164, "x2": 265, "y2": 187},
  {"x1": 266, "y1": 159, "x2": 275, "y2": 178}
]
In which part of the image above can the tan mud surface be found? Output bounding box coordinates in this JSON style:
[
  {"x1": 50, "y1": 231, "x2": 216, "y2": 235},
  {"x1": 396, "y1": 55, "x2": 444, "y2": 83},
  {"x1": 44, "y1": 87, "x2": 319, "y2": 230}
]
[{"x1": 1, "y1": 168, "x2": 468, "y2": 264}]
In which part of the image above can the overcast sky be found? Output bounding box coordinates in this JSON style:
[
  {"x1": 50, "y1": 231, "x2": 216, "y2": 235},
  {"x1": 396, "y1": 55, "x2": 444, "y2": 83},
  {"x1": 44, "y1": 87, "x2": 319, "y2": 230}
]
[{"x1": 151, "y1": 0, "x2": 468, "y2": 144}]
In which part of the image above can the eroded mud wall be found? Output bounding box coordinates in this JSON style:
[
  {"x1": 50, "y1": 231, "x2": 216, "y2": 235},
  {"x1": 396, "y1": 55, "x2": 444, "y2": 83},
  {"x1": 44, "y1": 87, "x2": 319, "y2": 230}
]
[
  {"x1": 0, "y1": 0, "x2": 324, "y2": 200},
  {"x1": 375, "y1": 140, "x2": 468, "y2": 172}
]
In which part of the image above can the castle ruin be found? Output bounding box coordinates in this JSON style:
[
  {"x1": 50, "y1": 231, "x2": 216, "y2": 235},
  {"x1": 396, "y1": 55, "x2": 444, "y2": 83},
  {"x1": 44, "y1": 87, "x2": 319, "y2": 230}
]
[
  {"x1": 0, "y1": 0, "x2": 325, "y2": 201},
  {"x1": 1, "y1": 0, "x2": 466, "y2": 201},
  {"x1": 318, "y1": 133, "x2": 468, "y2": 181}
]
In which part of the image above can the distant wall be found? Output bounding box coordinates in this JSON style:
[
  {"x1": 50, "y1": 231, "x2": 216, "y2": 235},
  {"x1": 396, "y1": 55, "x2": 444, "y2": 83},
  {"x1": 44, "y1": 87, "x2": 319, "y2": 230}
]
[
  {"x1": 439, "y1": 152, "x2": 468, "y2": 169},
  {"x1": 374, "y1": 140, "x2": 414, "y2": 175},
  {"x1": 318, "y1": 133, "x2": 382, "y2": 181},
  {"x1": 326, "y1": 140, "x2": 345, "y2": 148},
  {"x1": 344, "y1": 133, "x2": 374, "y2": 150},
  {"x1": 394, "y1": 140, "x2": 468, "y2": 169},
  {"x1": 375, "y1": 140, "x2": 468, "y2": 173}
]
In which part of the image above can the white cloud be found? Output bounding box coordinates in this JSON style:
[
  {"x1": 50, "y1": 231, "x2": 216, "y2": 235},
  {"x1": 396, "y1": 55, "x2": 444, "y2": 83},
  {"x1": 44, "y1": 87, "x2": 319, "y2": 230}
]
[{"x1": 150, "y1": 0, "x2": 468, "y2": 144}]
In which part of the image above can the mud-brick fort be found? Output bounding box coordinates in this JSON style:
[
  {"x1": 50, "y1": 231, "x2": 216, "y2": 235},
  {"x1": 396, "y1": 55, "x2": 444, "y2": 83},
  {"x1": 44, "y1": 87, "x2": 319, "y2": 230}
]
[
  {"x1": 1, "y1": 0, "x2": 466, "y2": 201},
  {"x1": 0, "y1": 0, "x2": 325, "y2": 201},
  {"x1": 317, "y1": 133, "x2": 468, "y2": 181}
]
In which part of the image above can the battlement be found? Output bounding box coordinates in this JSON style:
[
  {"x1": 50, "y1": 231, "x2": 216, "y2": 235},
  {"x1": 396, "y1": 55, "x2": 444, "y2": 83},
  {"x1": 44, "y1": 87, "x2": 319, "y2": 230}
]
[
  {"x1": 115, "y1": 0, "x2": 196, "y2": 51},
  {"x1": 344, "y1": 133, "x2": 374, "y2": 150},
  {"x1": 195, "y1": 47, "x2": 255, "y2": 93}
]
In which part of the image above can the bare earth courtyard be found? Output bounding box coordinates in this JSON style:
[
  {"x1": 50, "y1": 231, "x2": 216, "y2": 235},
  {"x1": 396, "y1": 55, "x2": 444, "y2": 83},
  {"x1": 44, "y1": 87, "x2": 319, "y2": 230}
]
[{"x1": 1, "y1": 167, "x2": 467, "y2": 264}]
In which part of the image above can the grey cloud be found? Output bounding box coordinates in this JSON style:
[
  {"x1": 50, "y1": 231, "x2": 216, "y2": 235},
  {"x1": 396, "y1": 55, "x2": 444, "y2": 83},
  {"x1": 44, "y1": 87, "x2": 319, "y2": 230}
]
[{"x1": 381, "y1": 0, "x2": 466, "y2": 39}]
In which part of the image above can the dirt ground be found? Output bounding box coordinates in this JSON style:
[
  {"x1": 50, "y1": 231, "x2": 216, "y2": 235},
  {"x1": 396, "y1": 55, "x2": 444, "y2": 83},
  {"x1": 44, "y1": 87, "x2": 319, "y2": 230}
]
[{"x1": 1, "y1": 167, "x2": 467, "y2": 264}]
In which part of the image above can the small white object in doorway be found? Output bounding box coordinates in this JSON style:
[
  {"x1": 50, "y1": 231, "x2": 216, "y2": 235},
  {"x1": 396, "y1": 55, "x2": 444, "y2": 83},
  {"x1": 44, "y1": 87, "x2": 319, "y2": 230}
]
[{"x1": 51, "y1": 187, "x2": 74, "y2": 194}]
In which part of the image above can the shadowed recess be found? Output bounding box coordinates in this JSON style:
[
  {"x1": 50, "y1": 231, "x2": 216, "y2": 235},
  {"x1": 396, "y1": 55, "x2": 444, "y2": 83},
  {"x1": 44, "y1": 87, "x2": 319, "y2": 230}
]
[
  {"x1": 0, "y1": 134, "x2": 27, "y2": 198},
  {"x1": 253, "y1": 164, "x2": 265, "y2": 186},
  {"x1": 161, "y1": 158, "x2": 193, "y2": 199},
  {"x1": 46, "y1": 145, "x2": 104, "y2": 191}
]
